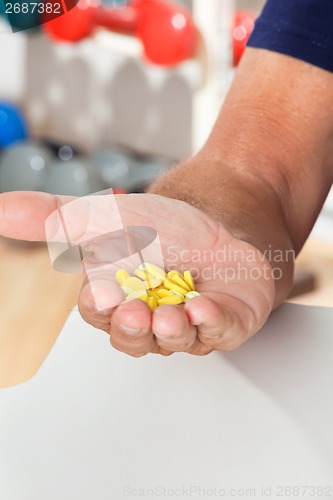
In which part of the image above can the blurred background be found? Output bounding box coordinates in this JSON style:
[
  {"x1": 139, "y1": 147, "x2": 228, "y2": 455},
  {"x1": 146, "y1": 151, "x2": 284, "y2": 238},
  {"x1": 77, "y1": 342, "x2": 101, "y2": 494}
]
[
  {"x1": 0, "y1": 0, "x2": 332, "y2": 387},
  {"x1": 0, "y1": 0, "x2": 331, "y2": 257},
  {"x1": 0, "y1": 0, "x2": 263, "y2": 196}
]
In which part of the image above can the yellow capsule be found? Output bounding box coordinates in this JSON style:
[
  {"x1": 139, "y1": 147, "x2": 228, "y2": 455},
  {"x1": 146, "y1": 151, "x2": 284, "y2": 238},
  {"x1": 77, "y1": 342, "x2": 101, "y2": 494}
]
[
  {"x1": 167, "y1": 270, "x2": 183, "y2": 280},
  {"x1": 142, "y1": 277, "x2": 163, "y2": 290},
  {"x1": 163, "y1": 278, "x2": 188, "y2": 296},
  {"x1": 186, "y1": 291, "x2": 200, "y2": 299},
  {"x1": 139, "y1": 263, "x2": 166, "y2": 281},
  {"x1": 134, "y1": 268, "x2": 162, "y2": 287},
  {"x1": 183, "y1": 270, "x2": 195, "y2": 291},
  {"x1": 169, "y1": 290, "x2": 185, "y2": 300},
  {"x1": 148, "y1": 296, "x2": 158, "y2": 311},
  {"x1": 148, "y1": 290, "x2": 160, "y2": 300},
  {"x1": 115, "y1": 269, "x2": 131, "y2": 285},
  {"x1": 158, "y1": 295, "x2": 184, "y2": 306},
  {"x1": 156, "y1": 289, "x2": 175, "y2": 299},
  {"x1": 126, "y1": 291, "x2": 148, "y2": 301},
  {"x1": 134, "y1": 268, "x2": 151, "y2": 281},
  {"x1": 121, "y1": 277, "x2": 147, "y2": 294},
  {"x1": 169, "y1": 274, "x2": 191, "y2": 292}
]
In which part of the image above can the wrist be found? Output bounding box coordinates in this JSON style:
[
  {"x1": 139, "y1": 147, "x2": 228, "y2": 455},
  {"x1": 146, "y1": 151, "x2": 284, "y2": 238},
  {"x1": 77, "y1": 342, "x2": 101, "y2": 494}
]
[{"x1": 149, "y1": 158, "x2": 295, "y2": 308}]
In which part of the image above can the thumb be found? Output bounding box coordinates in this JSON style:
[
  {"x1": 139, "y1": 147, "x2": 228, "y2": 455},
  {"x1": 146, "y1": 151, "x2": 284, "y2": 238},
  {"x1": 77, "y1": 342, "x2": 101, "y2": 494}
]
[{"x1": 0, "y1": 191, "x2": 75, "y2": 241}]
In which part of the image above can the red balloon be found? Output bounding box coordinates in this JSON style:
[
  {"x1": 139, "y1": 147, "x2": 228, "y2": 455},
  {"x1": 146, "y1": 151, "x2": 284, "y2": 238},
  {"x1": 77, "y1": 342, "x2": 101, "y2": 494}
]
[
  {"x1": 232, "y1": 10, "x2": 255, "y2": 66},
  {"x1": 42, "y1": 1, "x2": 94, "y2": 43},
  {"x1": 133, "y1": 0, "x2": 198, "y2": 66}
]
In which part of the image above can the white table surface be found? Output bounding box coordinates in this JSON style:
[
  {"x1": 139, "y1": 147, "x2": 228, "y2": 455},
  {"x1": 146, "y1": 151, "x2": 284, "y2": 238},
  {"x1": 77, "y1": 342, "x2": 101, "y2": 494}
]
[{"x1": 0, "y1": 304, "x2": 332, "y2": 500}]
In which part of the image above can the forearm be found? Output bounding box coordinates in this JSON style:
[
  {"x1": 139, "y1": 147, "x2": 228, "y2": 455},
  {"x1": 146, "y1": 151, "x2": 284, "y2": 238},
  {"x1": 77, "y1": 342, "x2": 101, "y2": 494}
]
[
  {"x1": 205, "y1": 48, "x2": 333, "y2": 252},
  {"x1": 149, "y1": 48, "x2": 333, "y2": 307}
]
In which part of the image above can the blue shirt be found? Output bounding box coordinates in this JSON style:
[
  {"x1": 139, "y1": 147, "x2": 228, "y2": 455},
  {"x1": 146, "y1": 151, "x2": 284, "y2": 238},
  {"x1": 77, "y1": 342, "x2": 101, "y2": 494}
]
[{"x1": 247, "y1": 0, "x2": 333, "y2": 73}]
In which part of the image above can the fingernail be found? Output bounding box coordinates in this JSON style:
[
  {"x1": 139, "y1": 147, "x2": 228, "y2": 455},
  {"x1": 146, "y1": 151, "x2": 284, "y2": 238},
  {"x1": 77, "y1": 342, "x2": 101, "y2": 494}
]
[{"x1": 119, "y1": 324, "x2": 142, "y2": 335}]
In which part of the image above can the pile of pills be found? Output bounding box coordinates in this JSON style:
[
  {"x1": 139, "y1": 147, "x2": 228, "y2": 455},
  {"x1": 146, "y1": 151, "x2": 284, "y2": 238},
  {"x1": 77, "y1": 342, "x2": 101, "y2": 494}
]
[{"x1": 116, "y1": 263, "x2": 200, "y2": 311}]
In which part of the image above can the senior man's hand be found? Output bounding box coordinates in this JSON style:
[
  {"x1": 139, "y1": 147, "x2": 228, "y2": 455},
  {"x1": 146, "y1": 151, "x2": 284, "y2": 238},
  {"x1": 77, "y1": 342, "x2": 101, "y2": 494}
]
[{"x1": 0, "y1": 191, "x2": 274, "y2": 357}]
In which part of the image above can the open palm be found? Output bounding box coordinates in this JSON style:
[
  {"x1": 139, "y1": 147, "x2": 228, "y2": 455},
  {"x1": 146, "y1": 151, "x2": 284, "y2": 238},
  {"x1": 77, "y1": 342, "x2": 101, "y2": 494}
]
[{"x1": 0, "y1": 191, "x2": 275, "y2": 356}]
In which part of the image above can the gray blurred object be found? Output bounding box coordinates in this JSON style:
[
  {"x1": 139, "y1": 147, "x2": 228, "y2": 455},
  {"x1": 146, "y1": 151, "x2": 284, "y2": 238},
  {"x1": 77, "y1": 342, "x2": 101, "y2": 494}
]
[
  {"x1": 175, "y1": 0, "x2": 192, "y2": 10},
  {"x1": 45, "y1": 157, "x2": 104, "y2": 197},
  {"x1": 130, "y1": 154, "x2": 173, "y2": 192},
  {"x1": 91, "y1": 149, "x2": 172, "y2": 192},
  {"x1": 91, "y1": 149, "x2": 132, "y2": 190},
  {"x1": 0, "y1": 141, "x2": 52, "y2": 192}
]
